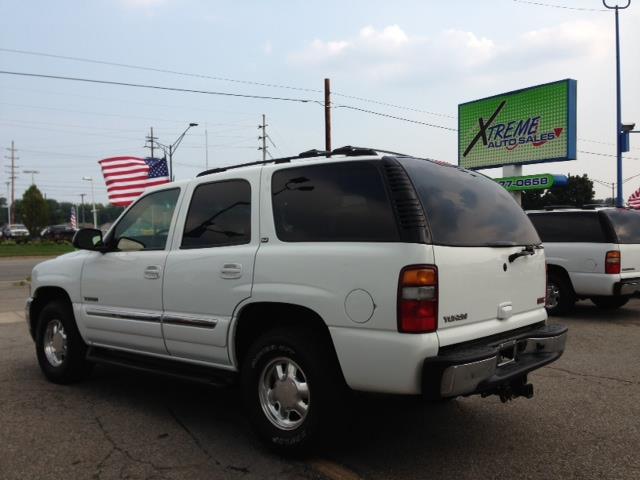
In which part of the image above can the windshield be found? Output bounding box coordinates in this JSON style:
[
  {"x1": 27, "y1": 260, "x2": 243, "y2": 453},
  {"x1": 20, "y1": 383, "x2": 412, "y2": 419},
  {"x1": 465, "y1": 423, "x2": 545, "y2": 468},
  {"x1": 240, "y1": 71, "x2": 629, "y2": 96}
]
[
  {"x1": 398, "y1": 158, "x2": 540, "y2": 247},
  {"x1": 11, "y1": 224, "x2": 27, "y2": 229},
  {"x1": 603, "y1": 209, "x2": 640, "y2": 244}
]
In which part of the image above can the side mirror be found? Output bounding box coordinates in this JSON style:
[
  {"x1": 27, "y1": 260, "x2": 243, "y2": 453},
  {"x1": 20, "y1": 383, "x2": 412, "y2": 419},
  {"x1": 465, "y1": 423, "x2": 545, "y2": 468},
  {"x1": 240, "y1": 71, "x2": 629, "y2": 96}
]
[{"x1": 72, "y1": 228, "x2": 104, "y2": 251}]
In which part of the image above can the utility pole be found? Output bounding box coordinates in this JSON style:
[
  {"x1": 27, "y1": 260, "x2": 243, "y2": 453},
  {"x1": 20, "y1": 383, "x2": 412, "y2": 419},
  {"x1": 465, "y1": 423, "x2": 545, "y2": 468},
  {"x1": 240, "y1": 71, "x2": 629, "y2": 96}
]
[
  {"x1": 23, "y1": 169, "x2": 40, "y2": 185},
  {"x1": 145, "y1": 127, "x2": 158, "y2": 159},
  {"x1": 4, "y1": 141, "x2": 19, "y2": 224},
  {"x1": 4, "y1": 182, "x2": 10, "y2": 224},
  {"x1": 258, "y1": 114, "x2": 268, "y2": 162},
  {"x1": 324, "y1": 78, "x2": 332, "y2": 156},
  {"x1": 79, "y1": 193, "x2": 86, "y2": 225}
]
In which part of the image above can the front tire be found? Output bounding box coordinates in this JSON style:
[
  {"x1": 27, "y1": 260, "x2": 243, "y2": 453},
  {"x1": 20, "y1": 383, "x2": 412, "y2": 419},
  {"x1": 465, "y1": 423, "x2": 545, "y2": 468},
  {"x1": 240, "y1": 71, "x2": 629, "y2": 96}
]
[
  {"x1": 241, "y1": 327, "x2": 345, "y2": 454},
  {"x1": 546, "y1": 271, "x2": 576, "y2": 316},
  {"x1": 590, "y1": 296, "x2": 629, "y2": 309},
  {"x1": 35, "y1": 300, "x2": 93, "y2": 384}
]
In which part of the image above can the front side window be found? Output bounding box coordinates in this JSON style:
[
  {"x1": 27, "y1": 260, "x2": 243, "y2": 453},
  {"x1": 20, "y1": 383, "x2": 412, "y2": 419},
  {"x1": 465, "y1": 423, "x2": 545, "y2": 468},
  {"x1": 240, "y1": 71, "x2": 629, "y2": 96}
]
[
  {"x1": 181, "y1": 180, "x2": 251, "y2": 249},
  {"x1": 271, "y1": 162, "x2": 400, "y2": 242},
  {"x1": 112, "y1": 188, "x2": 180, "y2": 251}
]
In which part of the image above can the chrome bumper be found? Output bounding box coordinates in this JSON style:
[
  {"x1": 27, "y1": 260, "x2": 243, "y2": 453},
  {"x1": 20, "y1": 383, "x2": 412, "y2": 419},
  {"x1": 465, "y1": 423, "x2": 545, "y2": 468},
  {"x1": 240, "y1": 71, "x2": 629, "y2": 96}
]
[
  {"x1": 423, "y1": 324, "x2": 568, "y2": 399},
  {"x1": 614, "y1": 278, "x2": 640, "y2": 296}
]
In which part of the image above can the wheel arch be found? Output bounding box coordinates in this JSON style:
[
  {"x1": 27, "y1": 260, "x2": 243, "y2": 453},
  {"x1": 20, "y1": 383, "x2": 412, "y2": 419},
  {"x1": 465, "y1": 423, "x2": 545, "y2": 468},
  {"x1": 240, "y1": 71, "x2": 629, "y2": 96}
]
[
  {"x1": 29, "y1": 286, "x2": 73, "y2": 340},
  {"x1": 232, "y1": 302, "x2": 344, "y2": 378},
  {"x1": 547, "y1": 264, "x2": 575, "y2": 295}
]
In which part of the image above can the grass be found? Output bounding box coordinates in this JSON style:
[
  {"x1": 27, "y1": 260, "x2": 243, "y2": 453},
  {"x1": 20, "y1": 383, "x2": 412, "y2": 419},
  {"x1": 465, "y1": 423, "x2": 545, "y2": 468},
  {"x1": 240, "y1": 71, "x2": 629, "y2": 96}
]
[{"x1": 0, "y1": 242, "x2": 75, "y2": 258}]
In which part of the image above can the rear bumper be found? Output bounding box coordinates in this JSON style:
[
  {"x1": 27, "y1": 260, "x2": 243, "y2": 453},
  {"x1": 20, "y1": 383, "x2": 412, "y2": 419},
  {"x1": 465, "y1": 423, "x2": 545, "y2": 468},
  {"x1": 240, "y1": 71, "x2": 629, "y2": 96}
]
[
  {"x1": 422, "y1": 324, "x2": 567, "y2": 399},
  {"x1": 614, "y1": 277, "x2": 640, "y2": 296}
]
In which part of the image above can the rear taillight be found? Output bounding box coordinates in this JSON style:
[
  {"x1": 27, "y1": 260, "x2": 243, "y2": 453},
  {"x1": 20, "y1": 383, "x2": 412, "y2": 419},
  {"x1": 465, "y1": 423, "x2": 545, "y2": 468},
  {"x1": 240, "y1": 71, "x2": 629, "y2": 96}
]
[
  {"x1": 605, "y1": 251, "x2": 621, "y2": 274},
  {"x1": 398, "y1": 265, "x2": 438, "y2": 333}
]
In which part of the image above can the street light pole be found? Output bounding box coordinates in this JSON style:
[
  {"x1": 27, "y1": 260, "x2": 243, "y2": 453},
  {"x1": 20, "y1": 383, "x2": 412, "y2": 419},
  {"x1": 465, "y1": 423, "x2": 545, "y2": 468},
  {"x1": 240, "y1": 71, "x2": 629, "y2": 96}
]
[
  {"x1": 82, "y1": 177, "x2": 97, "y2": 228},
  {"x1": 151, "y1": 123, "x2": 198, "y2": 181},
  {"x1": 603, "y1": 0, "x2": 631, "y2": 207}
]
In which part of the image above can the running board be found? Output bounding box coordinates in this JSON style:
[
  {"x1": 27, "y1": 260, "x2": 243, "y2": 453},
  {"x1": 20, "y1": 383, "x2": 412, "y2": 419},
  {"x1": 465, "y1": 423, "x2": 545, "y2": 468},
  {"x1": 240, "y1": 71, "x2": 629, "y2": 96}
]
[{"x1": 86, "y1": 346, "x2": 237, "y2": 387}]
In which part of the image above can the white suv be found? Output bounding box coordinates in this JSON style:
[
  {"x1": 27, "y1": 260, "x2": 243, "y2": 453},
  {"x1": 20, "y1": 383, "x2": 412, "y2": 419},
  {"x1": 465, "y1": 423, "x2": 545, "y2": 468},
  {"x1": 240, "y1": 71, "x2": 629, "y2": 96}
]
[
  {"x1": 528, "y1": 207, "x2": 640, "y2": 315},
  {"x1": 26, "y1": 147, "x2": 567, "y2": 452}
]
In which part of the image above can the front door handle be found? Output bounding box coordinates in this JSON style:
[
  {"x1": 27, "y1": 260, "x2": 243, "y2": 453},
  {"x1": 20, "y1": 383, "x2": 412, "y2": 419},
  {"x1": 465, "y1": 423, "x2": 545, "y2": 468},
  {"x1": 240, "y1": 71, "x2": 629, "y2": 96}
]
[
  {"x1": 220, "y1": 263, "x2": 242, "y2": 279},
  {"x1": 144, "y1": 265, "x2": 161, "y2": 280}
]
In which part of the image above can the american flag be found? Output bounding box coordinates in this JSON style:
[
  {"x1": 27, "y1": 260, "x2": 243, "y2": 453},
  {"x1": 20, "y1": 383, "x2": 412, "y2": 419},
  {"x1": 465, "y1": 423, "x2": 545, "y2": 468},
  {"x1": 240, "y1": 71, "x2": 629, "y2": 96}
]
[
  {"x1": 99, "y1": 156, "x2": 170, "y2": 207},
  {"x1": 70, "y1": 206, "x2": 77, "y2": 230},
  {"x1": 629, "y1": 187, "x2": 640, "y2": 209}
]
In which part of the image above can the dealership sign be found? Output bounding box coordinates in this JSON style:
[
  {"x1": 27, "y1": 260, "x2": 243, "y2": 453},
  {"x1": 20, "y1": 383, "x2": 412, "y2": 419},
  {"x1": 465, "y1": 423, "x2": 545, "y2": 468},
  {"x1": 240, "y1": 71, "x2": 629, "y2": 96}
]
[
  {"x1": 494, "y1": 173, "x2": 568, "y2": 192},
  {"x1": 459, "y1": 79, "x2": 577, "y2": 170}
]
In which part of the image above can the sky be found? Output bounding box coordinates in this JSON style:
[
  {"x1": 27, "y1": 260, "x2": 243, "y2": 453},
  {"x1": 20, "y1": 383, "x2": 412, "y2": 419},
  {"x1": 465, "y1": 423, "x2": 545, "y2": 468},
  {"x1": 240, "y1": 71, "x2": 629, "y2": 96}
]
[{"x1": 1, "y1": 0, "x2": 640, "y2": 206}]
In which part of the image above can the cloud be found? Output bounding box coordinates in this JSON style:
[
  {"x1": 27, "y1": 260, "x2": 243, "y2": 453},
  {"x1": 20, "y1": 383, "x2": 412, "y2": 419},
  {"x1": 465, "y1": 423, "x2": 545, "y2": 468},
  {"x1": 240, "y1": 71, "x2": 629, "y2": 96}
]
[
  {"x1": 263, "y1": 41, "x2": 273, "y2": 55},
  {"x1": 288, "y1": 21, "x2": 607, "y2": 83}
]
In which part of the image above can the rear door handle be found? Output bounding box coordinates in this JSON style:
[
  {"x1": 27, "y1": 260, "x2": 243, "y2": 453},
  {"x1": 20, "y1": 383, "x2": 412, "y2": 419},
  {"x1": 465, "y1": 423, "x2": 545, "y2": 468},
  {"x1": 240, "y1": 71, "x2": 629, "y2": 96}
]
[
  {"x1": 220, "y1": 263, "x2": 242, "y2": 279},
  {"x1": 144, "y1": 265, "x2": 161, "y2": 280}
]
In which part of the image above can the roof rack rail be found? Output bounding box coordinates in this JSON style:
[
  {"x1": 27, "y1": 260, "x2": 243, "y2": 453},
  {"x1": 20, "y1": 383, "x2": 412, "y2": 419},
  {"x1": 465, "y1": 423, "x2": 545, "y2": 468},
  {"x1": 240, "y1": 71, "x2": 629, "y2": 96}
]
[
  {"x1": 543, "y1": 205, "x2": 576, "y2": 211},
  {"x1": 196, "y1": 145, "x2": 408, "y2": 177}
]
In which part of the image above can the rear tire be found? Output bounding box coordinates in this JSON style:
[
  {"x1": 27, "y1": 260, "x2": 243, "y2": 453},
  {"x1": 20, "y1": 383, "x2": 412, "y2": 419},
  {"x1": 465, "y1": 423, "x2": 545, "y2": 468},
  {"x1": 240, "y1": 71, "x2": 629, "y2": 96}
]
[
  {"x1": 35, "y1": 300, "x2": 93, "y2": 384},
  {"x1": 590, "y1": 296, "x2": 629, "y2": 309},
  {"x1": 546, "y1": 271, "x2": 575, "y2": 316},
  {"x1": 241, "y1": 327, "x2": 346, "y2": 454}
]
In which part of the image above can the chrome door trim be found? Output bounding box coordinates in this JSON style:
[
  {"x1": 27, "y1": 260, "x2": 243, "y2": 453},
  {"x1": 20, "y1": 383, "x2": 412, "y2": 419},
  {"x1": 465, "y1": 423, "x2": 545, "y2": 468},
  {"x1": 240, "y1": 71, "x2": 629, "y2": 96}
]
[
  {"x1": 85, "y1": 307, "x2": 162, "y2": 323},
  {"x1": 162, "y1": 313, "x2": 218, "y2": 329}
]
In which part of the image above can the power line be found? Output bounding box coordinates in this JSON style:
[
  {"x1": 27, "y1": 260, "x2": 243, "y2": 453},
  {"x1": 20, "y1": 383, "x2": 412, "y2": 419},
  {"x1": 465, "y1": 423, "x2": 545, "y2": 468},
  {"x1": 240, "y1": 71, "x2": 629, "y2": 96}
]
[
  {"x1": 0, "y1": 71, "x2": 319, "y2": 104},
  {"x1": 579, "y1": 150, "x2": 640, "y2": 161},
  {"x1": 511, "y1": 0, "x2": 608, "y2": 12},
  {"x1": 332, "y1": 92, "x2": 456, "y2": 119},
  {"x1": 0, "y1": 47, "x2": 324, "y2": 93},
  {"x1": 0, "y1": 48, "x2": 457, "y2": 119},
  {"x1": 335, "y1": 104, "x2": 458, "y2": 131}
]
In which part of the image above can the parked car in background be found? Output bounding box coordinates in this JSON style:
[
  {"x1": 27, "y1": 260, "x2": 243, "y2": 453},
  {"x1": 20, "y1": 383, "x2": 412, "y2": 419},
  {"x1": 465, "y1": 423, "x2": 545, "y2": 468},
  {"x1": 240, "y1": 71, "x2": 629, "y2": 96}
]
[
  {"x1": 2, "y1": 223, "x2": 30, "y2": 243},
  {"x1": 527, "y1": 207, "x2": 640, "y2": 315},
  {"x1": 40, "y1": 225, "x2": 77, "y2": 243}
]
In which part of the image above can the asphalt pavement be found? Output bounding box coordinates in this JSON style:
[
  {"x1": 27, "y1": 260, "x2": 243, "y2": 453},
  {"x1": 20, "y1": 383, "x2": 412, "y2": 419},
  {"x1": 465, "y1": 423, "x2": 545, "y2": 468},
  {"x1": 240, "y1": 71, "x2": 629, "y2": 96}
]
[
  {"x1": 0, "y1": 256, "x2": 52, "y2": 282},
  {"x1": 0, "y1": 284, "x2": 638, "y2": 480}
]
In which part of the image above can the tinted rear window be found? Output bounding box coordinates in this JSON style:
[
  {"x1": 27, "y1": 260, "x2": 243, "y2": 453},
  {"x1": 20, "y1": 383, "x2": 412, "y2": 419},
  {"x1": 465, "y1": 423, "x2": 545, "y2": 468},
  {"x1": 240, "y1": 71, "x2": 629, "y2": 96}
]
[
  {"x1": 528, "y1": 212, "x2": 609, "y2": 243},
  {"x1": 271, "y1": 161, "x2": 400, "y2": 242},
  {"x1": 603, "y1": 209, "x2": 640, "y2": 244},
  {"x1": 398, "y1": 158, "x2": 540, "y2": 247}
]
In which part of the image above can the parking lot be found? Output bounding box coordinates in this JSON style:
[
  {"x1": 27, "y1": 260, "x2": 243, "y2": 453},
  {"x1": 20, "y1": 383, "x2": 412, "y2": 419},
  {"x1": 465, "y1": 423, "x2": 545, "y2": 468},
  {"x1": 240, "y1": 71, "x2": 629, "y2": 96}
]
[{"x1": 1, "y1": 276, "x2": 638, "y2": 480}]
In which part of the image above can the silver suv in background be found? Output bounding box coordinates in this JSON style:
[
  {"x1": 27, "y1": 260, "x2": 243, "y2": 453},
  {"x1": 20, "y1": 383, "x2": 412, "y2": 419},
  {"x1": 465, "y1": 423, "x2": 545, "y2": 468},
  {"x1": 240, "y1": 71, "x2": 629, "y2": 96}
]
[
  {"x1": 2, "y1": 223, "x2": 30, "y2": 243},
  {"x1": 527, "y1": 207, "x2": 640, "y2": 315}
]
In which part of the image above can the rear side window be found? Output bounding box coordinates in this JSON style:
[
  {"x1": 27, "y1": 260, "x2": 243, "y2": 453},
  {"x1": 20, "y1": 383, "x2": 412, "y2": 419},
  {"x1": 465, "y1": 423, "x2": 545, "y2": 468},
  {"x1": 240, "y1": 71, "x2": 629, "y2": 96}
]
[
  {"x1": 398, "y1": 158, "x2": 540, "y2": 247},
  {"x1": 528, "y1": 212, "x2": 609, "y2": 242},
  {"x1": 181, "y1": 180, "x2": 251, "y2": 248},
  {"x1": 603, "y1": 209, "x2": 640, "y2": 244},
  {"x1": 271, "y1": 161, "x2": 400, "y2": 242}
]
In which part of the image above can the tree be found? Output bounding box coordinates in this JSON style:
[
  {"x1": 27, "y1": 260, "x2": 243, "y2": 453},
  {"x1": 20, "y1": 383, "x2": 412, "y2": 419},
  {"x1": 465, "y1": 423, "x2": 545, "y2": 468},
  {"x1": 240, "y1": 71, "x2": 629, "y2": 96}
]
[
  {"x1": 18, "y1": 186, "x2": 49, "y2": 236},
  {"x1": 521, "y1": 174, "x2": 595, "y2": 210}
]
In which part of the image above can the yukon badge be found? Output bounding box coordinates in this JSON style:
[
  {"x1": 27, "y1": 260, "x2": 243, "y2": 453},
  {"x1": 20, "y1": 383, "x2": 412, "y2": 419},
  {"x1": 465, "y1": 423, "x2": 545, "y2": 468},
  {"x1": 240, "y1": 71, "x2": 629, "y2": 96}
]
[{"x1": 443, "y1": 313, "x2": 468, "y2": 323}]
